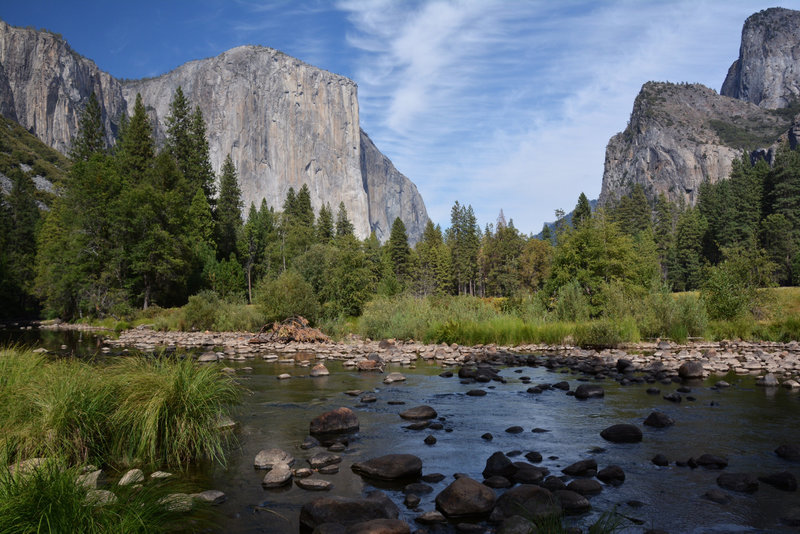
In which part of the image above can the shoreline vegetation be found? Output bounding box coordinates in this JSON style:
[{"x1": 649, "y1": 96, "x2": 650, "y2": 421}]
[{"x1": 0, "y1": 346, "x2": 238, "y2": 532}]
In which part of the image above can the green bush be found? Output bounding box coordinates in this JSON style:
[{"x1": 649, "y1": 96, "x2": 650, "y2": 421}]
[
  {"x1": 183, "y1": 290, "x2": 220, "y2": 331},
  {"x1": 574, "y1": 319, "x2": 639, "y2": 348},
  {"x1": 554, "y1": 280, "x2": 591, "y2": 322},
  {"x1": 255, "y1": 270, "x2": 320, "y2": 324}
]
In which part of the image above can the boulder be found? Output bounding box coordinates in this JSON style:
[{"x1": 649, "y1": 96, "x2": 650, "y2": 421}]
[
  {"x1": 717, "y1": 473, "x2": 759, "y2": 493},
  {"x1": 651, "y1": 454, "x2": 669, "y2": 466},
  {"x1": 310, "y1": 407, "x2": 359, "y2": 436},
  {"x1": 505, "y1": 426, "x2": 524, "y2": 434},
  {"x1": 76, "y1": 469, "x2": 105, "y2": 489},
  {"x1": 384, "y1": 372, "x2": 406, "y2": 384},
  {"x1": 643, "y1": 411, "x2": 674, "y2": 428},
  {"x1": 554, "y1": 489, "x2": 591, "y2": 514},
  {"x1": 566, "y1": 478, "x2": 602, "y2": 496},
  {"x1": 597, "y1": 465, "x2": 625, "y2": 486},
  {"x1": 542, "y1": 476, "x2": 567, "y2": 492},
  {"x1": 299, "y1": 491, "x2": 399, "y2": 531},
  {"x1": 351, "y1": 454, "x2": 422, "y2": 480},
  {"x1": 466, "y1": 389, "x2": 487, "y2": 397},
  {"x1": 562, "y1": 459, "x2": 597, "y2": 477},
  {"x1": 758, "y1": 471, "x2": 797, "y2": 491},
  {"x1": 415, "y1": 511, "x2": 447, "y2": 524},
  {"x1": 347, "y1": 519, "x2": 410, "y2": 534},
  {"x1": 308, "y1": 452, "x2": 342, "y2": 469},
  {"x1": 482, "y1": 451, "x2": 517, "y2": 479},
  {"x1": 191, "y1": 490, "x2": 226, "y2": 505},
  {"x1": 435, "y1": 477, "x2": 496, "y2": 519},
  {"x1": 703, "y1": 489, "x2": 730, "y2": 504},
  {"x1": 573, "y1": 384, "x2": 604, "y2": 400},
  {"x1": 600, "y1": 424, "x2": 643, "y2": 443},
  {"x1": 524, "y1": 451, "x2": 543, "y2": 463},
  {"x1": 493, "y1": 485, "x2": 560, "y2": 521},
  {"x1": 483, "y1": 475, "x2": 512, "y2": 488},
  {"x1": 696, "y1": 454, "x2": 728, "y2": 470},
  {"x1": 197, "y1": 351, "x2": 218, "y2": 362},
  {"x1": 254, "y1": 448, "x2": 294, "y2": 469},
  {"x1": 159, "y1": 493, "x2": 193, "y2": 512},
  {"x1": 678, "y1": 361, "x2": 704, "y2": 379},
  {"x1": 310, "y1": 363, "x2": 330, "y2": 377},
  {"x1": 118, "y1": 468, "x2": 144, "y2": 486},
  {"x1": 86, "y1": 489, "x2": 117, "y2": 506},
  {"x1": 399, "y1": 405, "x2": 437, "y2": 420},
  {"x1": 262, "y1": 463, "x2": 292, "y2": 487},
  {"x1": 776, "y1": 443, "x2": 800, "y2": 461},
  {"x1": 295, "y1": 477, "x2": 332, "y2": 491}
]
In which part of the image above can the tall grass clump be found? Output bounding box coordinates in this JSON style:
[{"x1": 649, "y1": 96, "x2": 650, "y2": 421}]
[
  {"x1": 0, "y1": 457, "x2": 190, "y2": 533},
  {"x1": 358, "y1": 295, "x2": 435, "y2": 340},
  {"x1": 0, "y1": 349, "x2": 115, "y2": 465},
  {"x1": 110, "y1": 357, "x2": 240, "y2": 468},
  {"x1": 574, "y1": 318, "x2": 640, "y2": 348}
]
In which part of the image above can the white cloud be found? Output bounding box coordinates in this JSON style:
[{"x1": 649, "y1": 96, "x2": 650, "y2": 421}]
[{"x1": 336, "y1": 0, "x2": 778, "y2": 234}]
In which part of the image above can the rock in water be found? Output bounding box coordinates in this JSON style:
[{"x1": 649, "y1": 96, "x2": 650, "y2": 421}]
[
  {"x1": 351, "y1": 454, "x2": 422, "y2": 480},
  {"x1": 399, "y1": 405, "x2": 437, "y2": 420},
  {"x1": 310, "y1": 407, "x2": 359, "y2": 436},
  {"x1": 309, "y1": 363, "x2": 329, "y2": 377},
  {"x1": 644, "y1": 411, "x2": 674, "y2": 428},
  {"x1": 717, "y1": 473, "x2": 759, "y2": 493},
  {"x1": 254, "y1": 448, "x2": 294, "y2": 469},
  {"x1": 678, "y1": 361, "x2": 704, "y2": 379},
  {"x1": 299, "y1": 491, "x2": 399, "y2": 531},
  {"x1": 573, "y1": 384, "x2": 604, "y2": 400},
  {"x1": 262, "y1": 463, "x2": 292, "y2": 487},
  {"x1": 434, "y1": 477, "x2": 496, "y2": 519},
  {"x1": 600, "y1": 424, "x2": 643, "y2": 443}
]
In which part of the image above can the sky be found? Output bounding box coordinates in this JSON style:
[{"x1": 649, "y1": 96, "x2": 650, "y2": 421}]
[{"x1": 1, "y1": 1, "x2": 784, "y2": 234}]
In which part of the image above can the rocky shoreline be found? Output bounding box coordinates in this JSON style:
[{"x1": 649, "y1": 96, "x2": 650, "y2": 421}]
[{"x1": 97, "y1": 326, "x2": 800, "y2": 386}]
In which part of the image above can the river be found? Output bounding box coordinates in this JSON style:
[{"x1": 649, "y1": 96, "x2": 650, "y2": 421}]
[{"x1": 2, "y1": 326, "x2": 799, "y2": 533}]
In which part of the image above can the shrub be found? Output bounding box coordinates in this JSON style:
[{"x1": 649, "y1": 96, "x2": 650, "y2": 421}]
[
  {"x1": 182, "y1": 290, "x2": 220, "y2": 331},
  {"x1": 554, "y1": 280, "x2": 591, "y2": 322},
  {"x1": 574, "y1": 319, "x2": 639, "y2": 348},
  {"x1": 255, "y1": 270, "x2": 320, "y2": 324}
]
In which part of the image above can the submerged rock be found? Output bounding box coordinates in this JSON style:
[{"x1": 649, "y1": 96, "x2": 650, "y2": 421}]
[
  {"x1": 351, "y1": 454, "x2": 422, "y2": 480},
  {"x1": 299, "y1": 491, "x2": 399, "y2": 531},
  {"x1": 601, "y1": 424, "x2": 643, "y2": 443},
  {"x1": 399, "y1": 405, "x2": 438, "y2": 420}
]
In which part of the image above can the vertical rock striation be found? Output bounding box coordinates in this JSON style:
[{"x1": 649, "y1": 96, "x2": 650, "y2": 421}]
[
  {"x1": 0, "y1": 22, "x2": 428, "y2": 242},
  {"x1": 601, "y1": 7, "x2": 800, "y2": 208},
  {"x1": 721, "y1": 8, "x2": 800, "y2": 109},
  {"x1": 0, "y1": 20, "x2": 125, "y2": 153}
]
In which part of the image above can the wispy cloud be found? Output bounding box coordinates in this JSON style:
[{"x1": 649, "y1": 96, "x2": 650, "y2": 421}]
[{"x1": 336, "y1": 0, "x2": 777, "y2": 233}]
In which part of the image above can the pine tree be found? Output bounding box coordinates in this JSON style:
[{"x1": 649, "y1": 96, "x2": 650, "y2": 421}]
[
  {"x1": 572, "y1": 192, "x2": 591, "y2": 228},
  {"x1": 189, "y1": 106, "x2": 216, "y2": 203},
  {"x1": 335, "y1": 201, "x2": 355, "y2": 237},
  {"x1": 215, "y1": 154, "x2": 243, "y2": 260},
  {"x1": 610, "y1": 184, "x2": 651, "y2": 235},
  {"x1": 674, "y1": 207, "x2": 707, "y2": 290},
  {"x1": 70, "y1": 93, "x2": 105, "y2": 162},
  {"x1": 387, "y1": 217, "x2": 411, "y2": 287},
  {"x1": 165, "y1": 87, "x2": 193, "y2": 175},
  {"x1": 316, "y1": 203, "x2": 334, "y2": 244},
  {"x1": 117, "y1": 93, "x2": 154, "y2": 185},
  {"x1": 6, "y1": 169, "x2": 40, "y2": 312}
]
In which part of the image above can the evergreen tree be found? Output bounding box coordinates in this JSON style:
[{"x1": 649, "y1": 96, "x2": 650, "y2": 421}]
[
  {"x1": 674, "y1": 207, "x2": 707, "y2": 290},
  {"x1": 572, "y1": 192, "x2": 591, "y2": 228},
  {"x1": 282, "y1": 184, "x2": 315, "y2": 263},
  {"x1": 387, "y1": 217, "x2": 411, "y2": 287},
  {"x1": 481, "y1": 218, "x2": 525, "y2": 297},
  {"x1": 189, "y1": 106, "x2": 216, "y2": 202},
  {"x1": 117, "y1": 94, "x2": 155, "y2": 185},
  {"x1": 610, "y1": 184, "x2": 651, "y2": 235},
  {"x1": 540, "y1": 224, "x2": 553, "y2": 244},
  {"x1": 165, "y1": 87, "x2": 193, "y2": 175},
  {"x1": 765, "y1": 143, "x2": 800, "y2": 277},
  {"x1": 215, "y1": 154, "x2": 243, "y2": 260},
  {"x1": 6, "y1": 169, "x2": 40, "y2": 313},
  {"x1": 316, "y1": 203, "x2": 334, "y2": 244},
  {"x1": 518, "y1": 238, "x2": 552, "y2": 292},
  {"x1": 446, "y1": 201, "x2": 480, "y2": 295},
  {"x1": 69, "y1": 93, "x2": 105, "y2": 162},
  {"x1": 335, "y1": 201, "x2": 355, "y2": 237}
]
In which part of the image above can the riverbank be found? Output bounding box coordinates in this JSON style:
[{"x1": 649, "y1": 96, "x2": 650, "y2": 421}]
[{"x1": 99, "y1": 326, "x2": 800, "y2": 385}]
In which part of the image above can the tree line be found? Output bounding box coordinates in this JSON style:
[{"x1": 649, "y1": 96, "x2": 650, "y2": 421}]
[{"x1": 2, "y1": 86, "x2": 800, "y2": 323}]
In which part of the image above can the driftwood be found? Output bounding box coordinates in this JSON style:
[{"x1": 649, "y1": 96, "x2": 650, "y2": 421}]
[{"x1": 249, "y1": 316, "x2": 330, "y2": 344}]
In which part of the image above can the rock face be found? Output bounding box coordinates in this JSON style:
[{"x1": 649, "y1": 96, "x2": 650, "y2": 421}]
[
  {"x1": 600, "y1": 8, "x2": 800, "y2": 209},
  {"x1": 0, "y1": 20, "x2": 125, "y2": 153},
  {"x1": 0, "y1": 22, "x2": 428, "y2": 243},
  {"x1": 721, "y1": 8, "x2": 800, "y2": 109}
]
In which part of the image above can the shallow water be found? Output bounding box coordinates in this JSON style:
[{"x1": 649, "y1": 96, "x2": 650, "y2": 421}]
[{"x1": 3, "y1": 328, "x2": 800, "y2": 533}]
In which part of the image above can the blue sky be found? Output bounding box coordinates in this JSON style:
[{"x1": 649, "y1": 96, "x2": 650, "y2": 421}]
[{"x1": 2, "y1": 1, "x2": 781, "y2": 234}]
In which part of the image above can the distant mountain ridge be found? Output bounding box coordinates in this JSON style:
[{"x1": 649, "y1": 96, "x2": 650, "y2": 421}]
[
  {"x1": 0, "y1": 20, "x2": 428, "y2": 243},
  {"x1": 599, "y1": 7, "x2": 800, "y2": 208}
]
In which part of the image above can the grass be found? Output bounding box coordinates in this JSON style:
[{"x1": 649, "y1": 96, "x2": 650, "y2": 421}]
[
  {"x1": 0, "y1": 347, "x2": 240, "y2": 469},
  {"x1": 0, "y1": 457, "x2": 192, "y2": 534}
]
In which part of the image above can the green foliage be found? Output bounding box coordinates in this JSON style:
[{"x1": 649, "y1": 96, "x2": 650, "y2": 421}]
[
  {"x1": 335, "y1": 201, "x2": 355, "y2": 237},
  {"x1": 256, "y1": 270, "x2": 320, "y2": 324},
  {"x1": 573, "y1": 318, "x2": 639, "y2": 348},
  {"x1": 0, "y1": 458, "x2": 189, "y2": 534},
  {"x1": 316, "y1": 202, "x2": 334, "y2": 243},
  {"x1": 702, "y1": 247, "x2": 775, "y2": 320},
  {"x1": 0, "y1": 348, "x2": 239, "y2": 469},
  {"x1": 215, "y1": 154, "x2": 243, "y2": 260},
  {"x1": 387, "y1": 217, "x2": 412, "y2": 286},
  {"x1": 183, "y1": 290, "x2": 222, "y2": 331},
  {"x1": 609, "y1": 184, "x2": 651, "y2": 235},
  {"x1": 69, "y1": 93, "x2": 106, "y2": 162},
  {"x1": 572, "y1": 192, "x2": 592, "y2": 228},
  {"x1": 110, "y1": 357, "x2": 239, "y2": 467},
  {"x1": 446, "y1": 201, "x2": 481, "y2": 295}
]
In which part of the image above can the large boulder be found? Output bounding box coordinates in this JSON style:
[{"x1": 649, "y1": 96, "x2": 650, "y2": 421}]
[
  {"x1": 758, "y1": 471, "x2": 797, "y2": 491},
  {"x1": 482, "y1": 451, "x2": 517, "y2": 479},
  {"x1": 299, "y1": 491, "x2": 399, "y2": 531},
  {"x1": 717, "y1": 473, "x2": 759, "y2": 493},
  {"x1": 678, "y1": 361, "x2": 704, "y2": 379},
  {"x1": 435, "y1": 477, "x2": 496, "y2": 519},
  {"x1": 562, "y1": 459, "x2": 597, "y2": 477},
  {"x1": 493, "y1": 485, "x2": 560, "y2": 521},
  {"x1": 776, "y1": 444, "x2": 800, "y2": 461},
  {"x1": 351, "y1": 454, "x2": 422, "y2": 481},
  {"x1": 262, "y1": 463, "x2": 292, "y2": 487},
  {"x1": 554, "y1": 489, "x2": 591, "y2": 514},
  {"x1": 600, "y1": 424, "x2": 643, "y2": 443},
  {"x1": 399, "y1": 405, "x2": 438, "y2": 420},
  {"x1": 574, "y1": 384, "x2": 604, "y2": 400},
  {"x1": 597, "y1": 465, "x2": 625, "y2": 486},
  {"x1": 310, "y1": 407, "x2": 359, "y2": 438}
]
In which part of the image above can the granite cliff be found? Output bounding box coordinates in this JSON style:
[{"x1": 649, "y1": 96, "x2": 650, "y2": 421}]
[
  {"x1": 0, "y1": 22, "x2": 427, "y2": 242},
  {"x1": 600, "y1": 7, "x2": 800, "y2": 208}
]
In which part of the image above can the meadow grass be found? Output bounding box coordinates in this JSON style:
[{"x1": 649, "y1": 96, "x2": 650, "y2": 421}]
[
  {"x1": 0, "y1": 457, "x2": 191, "y2": 534},
  {"x1": 0, "y1": 347, "x2": 240, "y2": 470}
]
